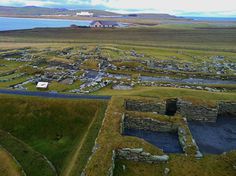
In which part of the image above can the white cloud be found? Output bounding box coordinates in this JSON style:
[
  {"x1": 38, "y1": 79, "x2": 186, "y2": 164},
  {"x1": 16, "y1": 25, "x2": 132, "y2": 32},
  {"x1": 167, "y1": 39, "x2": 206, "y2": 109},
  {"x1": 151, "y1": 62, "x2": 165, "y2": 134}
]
[
  {"x1": 26, "y1": 1, "x2": 58, "y2": 6},
  {"x1": 91, "y1": 0, "x2": 236, "y2": 16},
  {"x1": 1, "y1": 0, "x2": 58, "y2": 6},
  {"x1": 0, "y1": 0, "x2": 236, "y2": 16},
  {"x1": 66, "y1": 0, "x2": 90, "y2": 5}
]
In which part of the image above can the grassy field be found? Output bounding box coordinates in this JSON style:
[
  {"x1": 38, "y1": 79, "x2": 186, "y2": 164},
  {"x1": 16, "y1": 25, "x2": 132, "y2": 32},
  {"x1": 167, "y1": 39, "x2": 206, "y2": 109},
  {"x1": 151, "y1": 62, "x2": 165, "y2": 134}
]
[
  {"x1": 94, "y1": 86, "x2": 236, "y2": 101},
  {"x1": 85, "y1": 96, "x2": 165, "y2": 176},
  {"x1": 60, "y1": 101, "x2": 107, "y2": 176},
  {"x1": 0, "y1": 25, "x2": 236, "y2": 176},
  {"x1": 84, "y1": 94, "x2": 236, "y2": 176},
  {"x1": 114, "y1": 152, "x2": 236, "y2": 176},
  {"x1": 0, "y1": 95, "x2": 107, "y2": 176},
  {"x1": 0, "y1": 129, "x2": 56, "y2": 176},
  {"x1": 0, "y1": 27, "x2": 236, "y2": 52},
  {"x1": 25, "y1": 80, "x2": 83, "y2": 92}
]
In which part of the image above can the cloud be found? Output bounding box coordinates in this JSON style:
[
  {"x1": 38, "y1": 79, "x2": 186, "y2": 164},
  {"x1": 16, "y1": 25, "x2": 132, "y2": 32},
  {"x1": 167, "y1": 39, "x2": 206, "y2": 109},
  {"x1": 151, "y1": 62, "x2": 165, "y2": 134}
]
[
  {"x1": 0, "y1": 0, "x2": 236, "y2": 17},
  {"x1": 90, "y1": 0, "x2": 236, "y2": 16},
  {"x1": 1, "y1": 0, "x2": 59, "y2": 6}
]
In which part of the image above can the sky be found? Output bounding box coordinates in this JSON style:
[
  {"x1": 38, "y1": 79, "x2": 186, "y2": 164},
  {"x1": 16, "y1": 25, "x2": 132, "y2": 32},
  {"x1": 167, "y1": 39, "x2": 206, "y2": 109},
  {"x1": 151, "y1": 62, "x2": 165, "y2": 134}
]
[{"x1": 0, "y1": 0, "x2": 236, "y2": 17}]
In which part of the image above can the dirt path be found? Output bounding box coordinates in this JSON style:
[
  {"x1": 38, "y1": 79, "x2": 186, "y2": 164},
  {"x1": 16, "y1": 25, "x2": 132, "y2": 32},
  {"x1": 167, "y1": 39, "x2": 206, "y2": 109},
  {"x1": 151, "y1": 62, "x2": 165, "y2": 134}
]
[{"x1": 61, "y1": 110, "x2": 99, "y2": 176}]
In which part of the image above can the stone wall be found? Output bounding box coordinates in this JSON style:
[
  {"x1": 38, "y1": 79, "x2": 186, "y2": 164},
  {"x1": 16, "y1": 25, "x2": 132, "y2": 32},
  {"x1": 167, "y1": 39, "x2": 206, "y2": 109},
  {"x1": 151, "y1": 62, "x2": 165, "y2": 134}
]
[
  {"x1": 178, "y1": 126, "x2": 188, "y2": 152},
  {"x1": 116, "y1": 148, "x2": 169, "y2": 164},
  {"x1": 177, "y1": 99, "x2": 218, "y2": 122},
  {"x1": 120, "y1": 113, "x2": 125, "y2": 134},
  {"x1": 125, "y1": 100, "x2": 166, "y2": 114},
  {"x1": 108, "y1": 150, "x2": 116, "y2": 176},
  {"x1": 218, "y1": 101, "x2": 236, "y2": 117},
  {"x1": 178, "y1": 125, "x2": 202, "y2": 157},
  {"x1": 123, "y1": 113, "x2": 178, "y2": 132}
]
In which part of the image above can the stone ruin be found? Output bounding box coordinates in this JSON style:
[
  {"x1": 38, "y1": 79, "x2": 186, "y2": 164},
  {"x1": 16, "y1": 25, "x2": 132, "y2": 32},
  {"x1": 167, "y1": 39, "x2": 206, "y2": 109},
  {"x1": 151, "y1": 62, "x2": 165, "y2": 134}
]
[{"x1": 125, "y1": 98, "x2": 236, "y2": 122}]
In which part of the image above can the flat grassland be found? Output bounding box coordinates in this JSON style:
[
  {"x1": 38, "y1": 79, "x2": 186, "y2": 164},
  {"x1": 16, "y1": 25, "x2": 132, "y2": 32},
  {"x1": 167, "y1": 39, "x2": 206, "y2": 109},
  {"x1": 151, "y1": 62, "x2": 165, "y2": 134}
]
[
  {"x1": 0, "y1": 27, "x2": 236, "y2": 52},
  {"x1": 0, "y1": 25, "x2": 236, "y2": 176},
  {"x1": 0, "y1": 95, "x2": 107, "y2": 176},
  {"x1": 94, "y1": 86, "x2": 236, "y2": 101}
]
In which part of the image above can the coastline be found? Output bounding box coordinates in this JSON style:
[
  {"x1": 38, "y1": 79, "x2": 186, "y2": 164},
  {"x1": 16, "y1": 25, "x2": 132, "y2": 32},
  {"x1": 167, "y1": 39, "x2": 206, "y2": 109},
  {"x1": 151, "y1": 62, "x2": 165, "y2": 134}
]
[{"x1": 1, "y1": 15, "x2": 236, "y2": 26}]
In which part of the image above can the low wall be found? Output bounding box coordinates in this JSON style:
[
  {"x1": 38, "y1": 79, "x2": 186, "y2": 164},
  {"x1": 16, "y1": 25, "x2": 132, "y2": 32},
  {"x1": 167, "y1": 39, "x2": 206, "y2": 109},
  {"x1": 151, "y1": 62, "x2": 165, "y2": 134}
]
[
  {"x1": 125, "y1": 100, "x2": 166, "y2": 114},
  {"x1": 177, "y1": 99, "x2": 218, "y2": 122},
  {"x1": 116, "y1": 148, "x2": 169, "y2": 164},
  {"x1": 108, "y1": 150, "x2": 116, "y2": 176},
  {"x1": 123, "y1": 113, "x2": 178, "y2": 132},
  {"x1": 178, "y1": 125, "x2": 201, "y2": 157},
  {"x1": 218, "y1": 101, "x2": 236, "y2": 117}
]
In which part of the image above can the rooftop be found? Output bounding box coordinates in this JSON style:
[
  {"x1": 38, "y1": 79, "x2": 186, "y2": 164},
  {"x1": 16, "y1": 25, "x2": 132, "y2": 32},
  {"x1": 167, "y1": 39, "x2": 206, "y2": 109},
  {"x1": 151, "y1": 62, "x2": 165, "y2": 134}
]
[
  {"x1": 90, "y1": 20, "x2": 118, "y2": 26},
  {"x1": 36, "y1": 82, "x2": 49, "y2": 89}
]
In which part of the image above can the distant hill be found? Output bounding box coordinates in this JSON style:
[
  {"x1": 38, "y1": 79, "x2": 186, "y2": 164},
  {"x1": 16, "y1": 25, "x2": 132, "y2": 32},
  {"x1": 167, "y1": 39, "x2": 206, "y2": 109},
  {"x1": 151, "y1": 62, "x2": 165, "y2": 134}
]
[
  {"x1": 0, "y1": 6, "x2": 72, "y2": 16},
  {"x1": 0, "y1": 6, "x2": 184, "y2": 20},
  {"x1": 125, "y1": 13, "x2": 183, "y2": 19},
  {"x1": 83, "y1": 10, "x2": 120, "y2": 17},
  {"x1": 0, "y1": 6, "x2": 120, "y2": 17}
]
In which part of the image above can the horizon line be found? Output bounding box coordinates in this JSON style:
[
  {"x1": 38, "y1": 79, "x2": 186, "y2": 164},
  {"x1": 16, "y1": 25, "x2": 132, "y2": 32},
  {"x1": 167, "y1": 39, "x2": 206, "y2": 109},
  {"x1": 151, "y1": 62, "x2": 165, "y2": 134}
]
[{"x1": 0, "y1": 5, "x2": 236, "y2": 18}]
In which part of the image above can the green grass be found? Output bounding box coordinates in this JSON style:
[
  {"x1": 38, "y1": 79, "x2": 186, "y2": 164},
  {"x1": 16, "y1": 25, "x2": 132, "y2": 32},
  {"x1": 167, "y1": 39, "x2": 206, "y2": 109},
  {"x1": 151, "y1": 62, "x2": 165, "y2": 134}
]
[
  {"x1": 94, "y1": 86, "x2": 236, "y2": 101},
  {"x1": 25, "y1": 80, "x2": 83, "y2": 92},
  {"x1": 84, "y1": 94, "x2": 236, "y2": 176},
  {"x1": 0, "y1": 76, "x2": 30, "y2": 88},
  {"x1": 0, "y1": 72, "x2": 21, "y2": 80},
  {"x1": 85, "y1": 96, "x2": 165, "y2": 176},
  {"x1": 81, "y1": 59, "x2": 99, "y2": 71},
  {"x1": 114, "y1": 152, "x2": 236, "y2": 176},
  {"x1": 1, "y1": 27, "x2": 236, "y2": 52},
  {"x1": 0, "y1": 130, "x2": 56, "y2": 176},
  {"x1": 85, "y1": 94, "x2": 236, "y2": 176},
  {"x1": 0, "y1": 60, "x2": 23, "y2": 74},
  {"x1": 0, "y1": 95, "x2": 107, "y2": 175},
  {"x1": 61, "y1": 102, "x2": 107, "y2": 176},
  {"x1": 0, "y1": 26, "x2": 236, "y2": 176}
]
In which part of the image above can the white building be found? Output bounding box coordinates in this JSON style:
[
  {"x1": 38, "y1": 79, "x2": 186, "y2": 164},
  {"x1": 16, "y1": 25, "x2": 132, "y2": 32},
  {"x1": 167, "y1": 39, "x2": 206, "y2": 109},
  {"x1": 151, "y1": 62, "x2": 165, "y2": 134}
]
[
  {"x1": 36, "y1": 82, "x2": 49, "y2": 89},
  {"x1": 76, "y1": 11, "x2": 94, "y2": 17}
]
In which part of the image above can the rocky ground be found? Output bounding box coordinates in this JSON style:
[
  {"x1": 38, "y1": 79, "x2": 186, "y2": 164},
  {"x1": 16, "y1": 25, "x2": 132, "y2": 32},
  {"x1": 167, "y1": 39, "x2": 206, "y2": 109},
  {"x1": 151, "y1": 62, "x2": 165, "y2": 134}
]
[{"x1": 0, "y1": 45, "x2": 235, "y2": 94}]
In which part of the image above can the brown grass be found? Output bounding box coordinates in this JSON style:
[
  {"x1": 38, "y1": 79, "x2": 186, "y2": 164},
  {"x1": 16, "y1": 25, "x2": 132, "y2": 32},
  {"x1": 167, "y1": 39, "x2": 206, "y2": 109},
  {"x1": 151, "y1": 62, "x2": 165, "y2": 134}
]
[{"x1": 0, "y1": 147, "x2": 24, "y2": 176}]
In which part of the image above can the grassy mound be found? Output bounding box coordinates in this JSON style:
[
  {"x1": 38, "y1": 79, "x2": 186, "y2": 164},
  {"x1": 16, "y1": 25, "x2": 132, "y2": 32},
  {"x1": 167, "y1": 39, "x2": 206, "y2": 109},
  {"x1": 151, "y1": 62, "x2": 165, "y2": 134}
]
[
  {"x1": 0, "y1": 146, "x2": 25, "y2": 176},
  {"x1": 0, "y1": 130, "x2": 56, "y2": 176},
  {"x1": 0, "y1": 95, "x2": 107, "y2": 175}
]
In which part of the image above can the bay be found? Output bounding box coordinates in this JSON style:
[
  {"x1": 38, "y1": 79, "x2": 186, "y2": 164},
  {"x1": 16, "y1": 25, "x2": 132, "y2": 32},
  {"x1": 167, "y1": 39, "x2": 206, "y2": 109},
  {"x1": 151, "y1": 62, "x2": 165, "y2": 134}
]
[{"x1": 0, "y1": 17, "x2": 91, "y2": 31}]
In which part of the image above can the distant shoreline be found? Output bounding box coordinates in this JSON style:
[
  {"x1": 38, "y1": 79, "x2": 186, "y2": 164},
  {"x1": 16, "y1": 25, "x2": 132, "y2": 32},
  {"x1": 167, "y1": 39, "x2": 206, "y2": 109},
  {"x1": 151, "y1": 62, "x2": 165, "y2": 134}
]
[
  {"x1": 0, "y1": 15, "x2": 95, "y2": 21},
  {"x1": 0, "y1": 15, "x2": 163, "y2": 26},
  {"x1": 0, "y1": 15, "x2": 236, "y2": 29},
  {"x1": 1, "y1": 14, "x2": 236, "y2": 22},
  {"x1": 0, "y1": 15, "x2": 154, "y2": 26}
]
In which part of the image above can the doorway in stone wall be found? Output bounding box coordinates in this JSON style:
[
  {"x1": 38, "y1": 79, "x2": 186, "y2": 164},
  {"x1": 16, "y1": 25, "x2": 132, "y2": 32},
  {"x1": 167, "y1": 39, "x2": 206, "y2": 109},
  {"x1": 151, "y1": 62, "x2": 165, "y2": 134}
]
[{"x1": 165, "y1": 99, "x2": 177, "y2": 116}]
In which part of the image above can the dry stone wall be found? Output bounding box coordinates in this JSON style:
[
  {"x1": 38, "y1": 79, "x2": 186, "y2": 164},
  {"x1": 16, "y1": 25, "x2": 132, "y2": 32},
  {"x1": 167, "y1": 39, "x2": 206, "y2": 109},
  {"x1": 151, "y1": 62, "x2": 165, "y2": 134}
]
[
  {"x1": 125, "y1": 98, "x2": 235, "y2": 122},
  {"x1": 177, "y1": 99, "x2": 218, "y2": 122},
  {"x1": 116, "y1": 148, "x2": 169, "y2": 164},
  {"x1": 123, "y1": 113, "x2": 178, "y2": 132},
  {"x1": 218, "y1": 101, "x2": 236, "y2": 117},
  {"x1": 125, "y1": 100, "x2": 166, "y2": 114},
  {"x1": 108, "y1": 150, "x2": 116, "y2": 176}
]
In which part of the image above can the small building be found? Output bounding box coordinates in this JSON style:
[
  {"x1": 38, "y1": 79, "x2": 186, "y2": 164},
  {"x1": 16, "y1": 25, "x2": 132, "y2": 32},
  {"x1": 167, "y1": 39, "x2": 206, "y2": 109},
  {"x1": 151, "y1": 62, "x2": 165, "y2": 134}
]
[
  {"x1": 36, "y1": 82, "x2": 49, "y2": 89},
  {"x1": 76, "y1": 11, "x2": 94, "y2": 17},
  {"x1": 90, "y1": 21, "x2": 119, "y2": 28}
]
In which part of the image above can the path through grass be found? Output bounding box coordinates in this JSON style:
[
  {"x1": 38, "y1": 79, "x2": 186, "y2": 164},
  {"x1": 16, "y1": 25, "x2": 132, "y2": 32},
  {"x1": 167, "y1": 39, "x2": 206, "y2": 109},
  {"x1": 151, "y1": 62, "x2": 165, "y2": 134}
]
[{"x1": 61, "y1": 104, "x2": 107, "y2": 176}]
